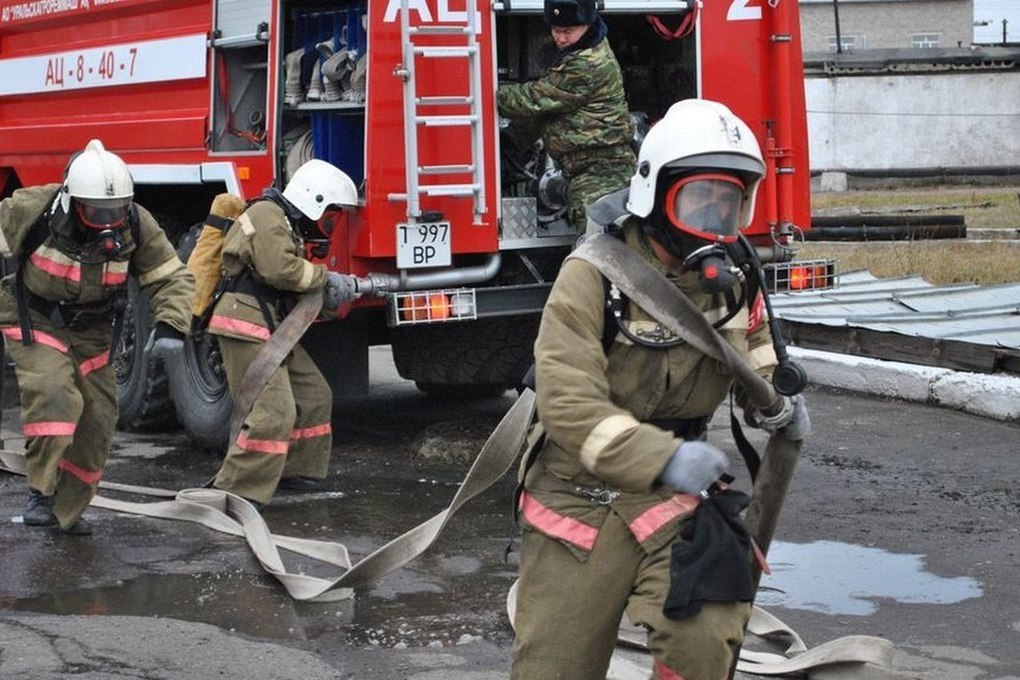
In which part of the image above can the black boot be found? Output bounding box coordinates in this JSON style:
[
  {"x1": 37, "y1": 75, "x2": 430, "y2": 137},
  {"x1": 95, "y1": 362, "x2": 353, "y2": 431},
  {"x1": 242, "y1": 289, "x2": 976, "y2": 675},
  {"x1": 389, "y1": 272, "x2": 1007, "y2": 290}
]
[
  {"x1": 60, "y1": 517, "x2": 93, "y2": 536},
  {"x1": 277, "y1": 475, "x2": 323, "y2": 492},
  {"x1": 23, "y1": 489, "x2": 56, "y2": 526}
]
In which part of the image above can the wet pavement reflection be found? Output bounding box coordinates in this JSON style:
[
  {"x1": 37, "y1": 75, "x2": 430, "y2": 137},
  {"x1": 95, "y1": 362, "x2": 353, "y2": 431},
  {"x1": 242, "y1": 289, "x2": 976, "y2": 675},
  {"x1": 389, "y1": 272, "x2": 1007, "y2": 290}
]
[{"x1": 758, "y1": 540, "x2": 983, "y2": 615}]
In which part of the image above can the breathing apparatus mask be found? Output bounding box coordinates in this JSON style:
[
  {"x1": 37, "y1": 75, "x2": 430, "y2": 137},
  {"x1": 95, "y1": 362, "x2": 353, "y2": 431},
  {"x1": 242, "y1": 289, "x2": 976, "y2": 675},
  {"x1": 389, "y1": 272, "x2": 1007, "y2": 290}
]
[
  {"x1": 48, "y1": 196, "x2": 133, "y2": 264},
  {"x1": 648, "y1": 171, "x2": 748, "y2": 295}
]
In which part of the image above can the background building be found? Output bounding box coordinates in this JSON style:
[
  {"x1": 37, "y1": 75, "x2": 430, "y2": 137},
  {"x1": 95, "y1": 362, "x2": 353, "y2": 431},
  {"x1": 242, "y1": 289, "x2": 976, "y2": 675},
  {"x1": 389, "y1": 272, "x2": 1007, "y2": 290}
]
[
  {"x1": 797, "y1": 0, "x2": 1019, "y2": 180},
  {"x1": 800, "y1": 0, "x2": 974, "y2": 52}
]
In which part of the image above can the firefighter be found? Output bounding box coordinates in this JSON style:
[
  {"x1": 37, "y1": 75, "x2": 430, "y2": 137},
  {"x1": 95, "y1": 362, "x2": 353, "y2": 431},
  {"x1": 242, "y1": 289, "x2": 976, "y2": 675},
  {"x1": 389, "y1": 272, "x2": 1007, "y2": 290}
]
[
  {"x1": 497, "y1": 0, "x2": 635, "y2": 233},
  {"x1": 511, "y1": 99, "x2": 810, "y2": 679},
  {"x1": 0, "y1": 139, "x2": 194, "y2": 536},
  {"x1": 207, "y1": 159, "x2": 359, "y2": 509}
]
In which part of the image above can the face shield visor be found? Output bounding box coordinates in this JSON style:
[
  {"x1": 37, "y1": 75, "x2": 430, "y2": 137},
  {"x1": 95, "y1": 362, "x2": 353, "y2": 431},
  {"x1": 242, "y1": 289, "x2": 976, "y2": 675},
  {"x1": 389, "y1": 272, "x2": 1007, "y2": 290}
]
[
  {"x1": 74, "y1": 197, "x2": 132, "y2": 231},
  {"x1": 663, "y1": 173, "x2": 745, "y2": 244}
]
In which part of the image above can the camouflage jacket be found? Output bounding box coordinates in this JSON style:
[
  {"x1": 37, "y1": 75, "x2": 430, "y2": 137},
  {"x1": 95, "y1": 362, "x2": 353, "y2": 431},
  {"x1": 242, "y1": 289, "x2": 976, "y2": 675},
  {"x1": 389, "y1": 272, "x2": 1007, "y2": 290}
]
[
  {"x1": 518, "y1": 222, "x2": 777, "y2": 558},
  {"x1": 497, "y1": 37, "x2": 633, "y2": 177},
  {"x1": 208, "y1": 199, "x2": 326, "y2": 342},
  {"x1": 0, "y1": 184, "x2": 193, "y2": 335}
]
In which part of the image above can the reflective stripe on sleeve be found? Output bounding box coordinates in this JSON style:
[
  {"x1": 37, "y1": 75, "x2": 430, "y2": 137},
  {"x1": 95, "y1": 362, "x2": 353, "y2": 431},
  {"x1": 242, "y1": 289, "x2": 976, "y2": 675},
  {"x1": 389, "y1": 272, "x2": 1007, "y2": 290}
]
[
  {"x1": 57, "y1": 458, "x2": 103, "y2": 485},
  {"x1": 628, "y1": 493, "x2": 700, "y2": 544},
  {"x1": 137, "y1": 256, "x2": 184, "y2": 287},
  {"x1": 208, "y1": 314, "x2": 271, "y2": 341},
  {"x1": 747, "y1": 342, "x2": 778, "y2": 372},
  {"x1": 579, "y1": 413, "x2": 641, "y2": 472},
  {"x1": 518, "y1": 491, "x2": 598, "y2": 552},
  {"x1": 297, "y1": 260, "x2": 318, "y2": 290}
]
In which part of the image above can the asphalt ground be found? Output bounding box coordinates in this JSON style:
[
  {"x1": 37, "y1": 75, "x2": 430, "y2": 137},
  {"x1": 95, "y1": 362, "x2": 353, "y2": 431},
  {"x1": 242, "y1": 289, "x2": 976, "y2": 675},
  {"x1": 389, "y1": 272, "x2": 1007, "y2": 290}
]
[{"x1": 0, "y1": 347, "x2": 1018, "y2": 679}]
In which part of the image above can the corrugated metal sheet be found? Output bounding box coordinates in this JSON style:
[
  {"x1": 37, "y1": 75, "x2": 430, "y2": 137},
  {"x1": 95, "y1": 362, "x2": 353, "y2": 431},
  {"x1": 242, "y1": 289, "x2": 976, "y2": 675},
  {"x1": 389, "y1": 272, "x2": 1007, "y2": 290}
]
[{"x1": 772, "y1": 271, "x2": 1020, "y2": 351}]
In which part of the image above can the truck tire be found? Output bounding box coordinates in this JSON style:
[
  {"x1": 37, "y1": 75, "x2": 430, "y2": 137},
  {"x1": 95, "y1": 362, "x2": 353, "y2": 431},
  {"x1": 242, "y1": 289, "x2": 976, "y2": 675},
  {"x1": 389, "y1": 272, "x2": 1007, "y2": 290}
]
[
  {"x1": 167, "y1": 332, "x2": 232, "y2": 451},
  {"x1": 391, "y1": 315, "x2": 539, "y2": 399},
  {"x1": 115, "y1": 279, "x2": 178, "y2": 431},
  {"x1": 165, "y1": 222, "x2": 232, "y2": 450}
]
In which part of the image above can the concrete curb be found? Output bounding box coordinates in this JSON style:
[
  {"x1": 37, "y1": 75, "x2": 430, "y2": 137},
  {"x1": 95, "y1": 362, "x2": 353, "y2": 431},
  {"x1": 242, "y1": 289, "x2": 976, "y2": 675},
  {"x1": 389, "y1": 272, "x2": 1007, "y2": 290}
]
[{"x1": 789, "y1": 347, "x2": 1020, "y2": 422}]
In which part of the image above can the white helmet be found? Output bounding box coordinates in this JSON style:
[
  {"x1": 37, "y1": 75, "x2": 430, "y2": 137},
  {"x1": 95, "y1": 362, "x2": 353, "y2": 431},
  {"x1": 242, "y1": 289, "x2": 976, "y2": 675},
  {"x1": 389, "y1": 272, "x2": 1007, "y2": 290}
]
[
  {"x1": 282, "y1": 159, "x2": 358, "y2": 221},
  {"x1": 626, "y1": 99, "x2": 765, "y2": 234},
  {"x1": 60, "y1": 139, "x2": 134, "y2": 229}
]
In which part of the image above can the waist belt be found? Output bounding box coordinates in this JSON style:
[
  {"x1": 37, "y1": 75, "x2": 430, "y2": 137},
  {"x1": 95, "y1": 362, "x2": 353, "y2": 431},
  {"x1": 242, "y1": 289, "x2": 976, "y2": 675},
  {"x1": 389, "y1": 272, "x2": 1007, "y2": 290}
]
[
  {"x1": 228, "y1": 272, "x2": 297, "y2": 332},
  {"x1": 25, "y1": 290, "x2": 118, "y2": 330},
  {"x1": 14, "y1": 269, "x2": 127, "y2": 352}
]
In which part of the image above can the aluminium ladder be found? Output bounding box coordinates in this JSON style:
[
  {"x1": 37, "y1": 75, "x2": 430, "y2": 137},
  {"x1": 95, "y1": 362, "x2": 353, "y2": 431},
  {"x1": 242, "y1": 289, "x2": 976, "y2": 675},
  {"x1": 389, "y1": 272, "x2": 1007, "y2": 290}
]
[{"x1": 390, "y1": 0, "x2": 487, "y2": 226}]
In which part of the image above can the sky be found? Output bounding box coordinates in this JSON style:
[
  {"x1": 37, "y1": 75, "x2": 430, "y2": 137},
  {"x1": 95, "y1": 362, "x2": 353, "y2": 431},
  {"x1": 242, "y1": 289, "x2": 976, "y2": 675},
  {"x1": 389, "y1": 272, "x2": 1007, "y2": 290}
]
[{"x1": 973, "y1": 0, "x2": 1019, "y2": 44}]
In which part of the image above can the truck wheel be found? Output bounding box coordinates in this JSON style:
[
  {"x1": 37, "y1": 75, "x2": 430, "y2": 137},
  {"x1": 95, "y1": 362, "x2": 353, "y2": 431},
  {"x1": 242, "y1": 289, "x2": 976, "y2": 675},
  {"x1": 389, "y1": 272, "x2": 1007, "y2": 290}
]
[
  {"x1": 391, "y1": 315, "x2": 539, "y2": 398},
  {"x1": 165, "y1": 221, "x2": 232, "y2": 451},
  {"x1": 167, "y1": 333, "x2": 232, "y2": 451},
  {"x1": 115, "y1": 280, "x2": 178, "y2": 431}
]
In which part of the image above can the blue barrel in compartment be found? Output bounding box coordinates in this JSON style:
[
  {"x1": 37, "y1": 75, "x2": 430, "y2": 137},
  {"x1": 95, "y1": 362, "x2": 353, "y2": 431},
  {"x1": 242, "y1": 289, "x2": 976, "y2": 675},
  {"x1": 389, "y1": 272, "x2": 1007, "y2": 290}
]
[{"x1": 311, "y1": 111, "x2": 365, "y2": 186}]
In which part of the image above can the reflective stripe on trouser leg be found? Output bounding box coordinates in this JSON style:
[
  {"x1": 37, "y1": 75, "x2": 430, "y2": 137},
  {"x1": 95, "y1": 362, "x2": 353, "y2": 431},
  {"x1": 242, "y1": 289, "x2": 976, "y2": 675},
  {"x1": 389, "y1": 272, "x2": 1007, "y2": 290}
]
[
  {"x1": 628, "y1": 522, "x2": 751, "y2": 680},
  {"x1": 279, "y1": 343, "x2": 332, "y2": 480},
  {"x1": 511, "y1": 510, "x2": 640, "y2": 679},
  {"x1": 215, "y1": 335, "x2": 297, "y2": 505},
  {"x1": 6, "y1": 322, "x2": 116, "y2": 528}
]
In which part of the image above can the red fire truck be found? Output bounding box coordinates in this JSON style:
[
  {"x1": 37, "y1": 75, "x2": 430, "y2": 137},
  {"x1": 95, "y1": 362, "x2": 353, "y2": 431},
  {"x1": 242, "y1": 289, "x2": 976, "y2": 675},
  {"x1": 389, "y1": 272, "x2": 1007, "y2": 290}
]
[{"x1": 0, "y1": 0, "x2": 823, "y2": 448}]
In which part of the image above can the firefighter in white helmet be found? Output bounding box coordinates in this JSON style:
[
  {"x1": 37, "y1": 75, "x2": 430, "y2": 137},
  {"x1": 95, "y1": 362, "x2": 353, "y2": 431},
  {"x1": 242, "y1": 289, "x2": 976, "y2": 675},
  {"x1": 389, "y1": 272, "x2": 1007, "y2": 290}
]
[
  {"x1": 207, "y1": 158, "x2": 359, "y2": 509},
  {"x1": 511, "y1": 100, "x2": 809, "y2": 678},
  {"x1": 0, "y1": 139, "x2": 194, "y2": 536}
]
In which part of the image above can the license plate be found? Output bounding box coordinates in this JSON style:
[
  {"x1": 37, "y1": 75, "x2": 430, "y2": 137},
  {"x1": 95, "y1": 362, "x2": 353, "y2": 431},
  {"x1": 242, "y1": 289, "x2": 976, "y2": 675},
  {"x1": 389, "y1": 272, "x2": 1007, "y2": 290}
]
[{"x1": 396, "y1": 221, "x2": 451, "y2": 268}]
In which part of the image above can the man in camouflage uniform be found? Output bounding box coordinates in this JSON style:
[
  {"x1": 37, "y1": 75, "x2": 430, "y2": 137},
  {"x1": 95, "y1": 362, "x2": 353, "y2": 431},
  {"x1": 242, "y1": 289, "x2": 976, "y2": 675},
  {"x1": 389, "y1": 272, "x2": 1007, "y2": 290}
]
[
  {"x1": 0, "y1": 139, "x2": 194, "y2": 536},
  {"x1": 208, "y1": 159, "x2": 359, "y2": 509},
  {"x1": 497, "y1": 0, "x2": 635, "y2": 233},
  {"x1": 510, "y1": 100, "x2": 811, "y2": 678}
]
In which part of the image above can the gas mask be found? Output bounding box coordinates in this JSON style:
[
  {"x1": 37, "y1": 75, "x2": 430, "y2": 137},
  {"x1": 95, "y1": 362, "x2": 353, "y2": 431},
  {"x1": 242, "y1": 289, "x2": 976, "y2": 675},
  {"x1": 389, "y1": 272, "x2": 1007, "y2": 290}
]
[
  {"x1": 654, "y1": 172, "x2": 747, "y2": 294},
  {"x1": 50, "y1": 199, "x2": 132, "y2": 263}
]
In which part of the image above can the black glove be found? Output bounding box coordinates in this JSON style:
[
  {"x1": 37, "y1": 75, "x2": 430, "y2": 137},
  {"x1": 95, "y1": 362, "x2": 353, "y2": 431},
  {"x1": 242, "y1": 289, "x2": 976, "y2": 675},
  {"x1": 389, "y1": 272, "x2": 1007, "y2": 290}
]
[{"x1": 144, "y1": 322, "x2": 185, "y2": 360}]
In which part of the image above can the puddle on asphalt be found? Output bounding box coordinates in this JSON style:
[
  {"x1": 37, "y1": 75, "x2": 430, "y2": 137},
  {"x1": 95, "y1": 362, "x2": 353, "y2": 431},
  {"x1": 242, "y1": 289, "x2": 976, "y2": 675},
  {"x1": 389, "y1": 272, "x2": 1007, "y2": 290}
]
[
  {"x1": 3, "y1": 572, "x2": 348, "y2": 640},
  {"x1": 757, "y1": 540, "x2": 983, "y2": 615}
]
